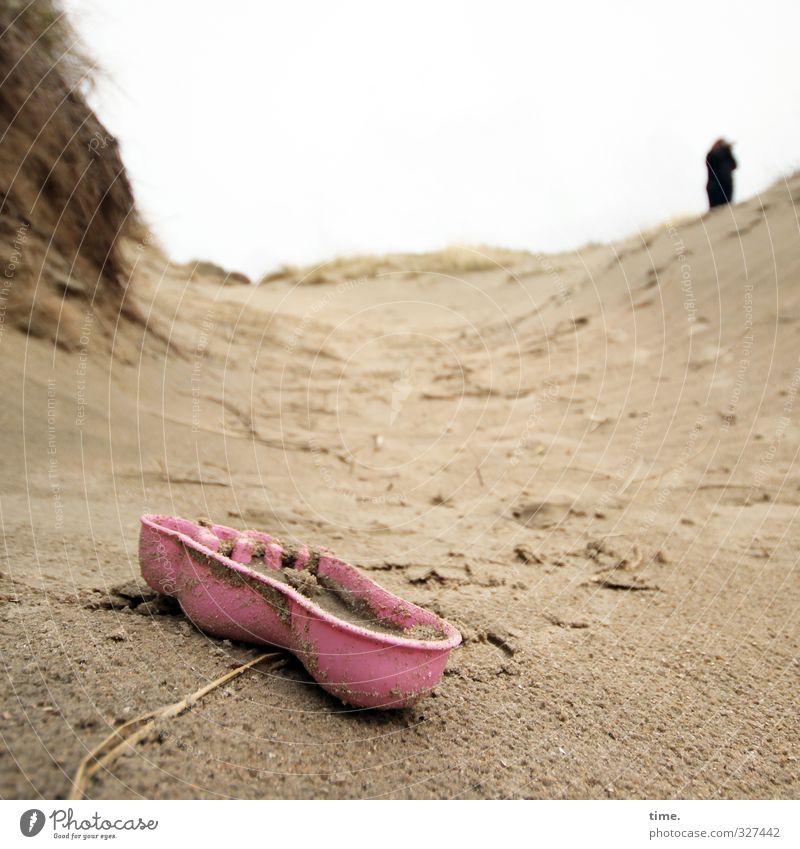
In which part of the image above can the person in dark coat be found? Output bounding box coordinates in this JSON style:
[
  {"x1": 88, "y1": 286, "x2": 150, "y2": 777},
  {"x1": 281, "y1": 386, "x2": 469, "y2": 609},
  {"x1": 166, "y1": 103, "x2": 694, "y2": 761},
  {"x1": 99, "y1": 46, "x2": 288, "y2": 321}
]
[{"x1": 706, "y1": 138, "x2": 737, "y2": 208}]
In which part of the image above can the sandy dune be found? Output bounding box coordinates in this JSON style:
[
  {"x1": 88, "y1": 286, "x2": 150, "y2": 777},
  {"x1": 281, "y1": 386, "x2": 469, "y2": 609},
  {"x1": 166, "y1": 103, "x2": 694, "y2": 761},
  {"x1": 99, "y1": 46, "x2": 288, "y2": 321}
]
[{"x1": 1, "y1": 174, "x2": 799, "y2": 799}]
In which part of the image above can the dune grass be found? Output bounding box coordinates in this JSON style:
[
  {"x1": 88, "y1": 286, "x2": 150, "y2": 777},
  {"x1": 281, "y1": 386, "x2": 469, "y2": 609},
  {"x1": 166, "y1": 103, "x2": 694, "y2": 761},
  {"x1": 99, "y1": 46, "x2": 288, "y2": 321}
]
[{"x1": 259, "y1": 244, "x2": 535, "y2": 286}]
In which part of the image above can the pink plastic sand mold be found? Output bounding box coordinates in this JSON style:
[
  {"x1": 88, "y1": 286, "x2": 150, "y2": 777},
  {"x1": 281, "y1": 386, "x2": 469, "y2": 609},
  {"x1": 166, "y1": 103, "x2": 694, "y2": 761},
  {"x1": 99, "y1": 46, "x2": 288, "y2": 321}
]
[{"x1": 139, "y1": 515, "x2": 461, "y2": 709}]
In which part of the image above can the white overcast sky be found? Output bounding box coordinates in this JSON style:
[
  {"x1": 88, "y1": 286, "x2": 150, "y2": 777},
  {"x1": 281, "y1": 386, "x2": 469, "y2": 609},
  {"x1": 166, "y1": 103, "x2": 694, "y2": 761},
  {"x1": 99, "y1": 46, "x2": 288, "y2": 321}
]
[{"x1": 65, "y1": 0, "x2": 800, "y2": 278}]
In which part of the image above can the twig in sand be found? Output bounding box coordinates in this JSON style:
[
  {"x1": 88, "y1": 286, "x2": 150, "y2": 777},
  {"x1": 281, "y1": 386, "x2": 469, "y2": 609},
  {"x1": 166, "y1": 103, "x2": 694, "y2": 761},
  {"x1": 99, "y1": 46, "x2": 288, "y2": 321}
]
[
  {"x1": 589, "y1": 575, "x2": 659, "y2": 592},
  {"x1": 69, "y1": 652, "x2": 284, "y2": 800},
  {"x1": 467, "y1": 444, "x2": 485, "y2": 488},
  {"x1": 694, "y1": 482, "x2": 757, "y2": 491}
]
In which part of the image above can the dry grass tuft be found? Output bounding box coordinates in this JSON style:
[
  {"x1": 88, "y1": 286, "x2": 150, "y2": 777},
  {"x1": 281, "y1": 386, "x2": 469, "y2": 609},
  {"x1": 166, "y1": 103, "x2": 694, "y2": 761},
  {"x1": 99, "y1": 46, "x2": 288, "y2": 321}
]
[
  {"x1": 259, "y1": 244, "x2": 534, "y2": 286},
  {"x1": 0, "y1": 0, "x2": 145, "y2": 348}
]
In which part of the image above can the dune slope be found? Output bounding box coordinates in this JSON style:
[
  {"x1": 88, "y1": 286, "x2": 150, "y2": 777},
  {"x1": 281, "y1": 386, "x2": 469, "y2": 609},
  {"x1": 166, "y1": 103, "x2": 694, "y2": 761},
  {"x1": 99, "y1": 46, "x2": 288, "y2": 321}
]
[{"x1": 1, "y1": 175, "x2": 799, "y2": 799}]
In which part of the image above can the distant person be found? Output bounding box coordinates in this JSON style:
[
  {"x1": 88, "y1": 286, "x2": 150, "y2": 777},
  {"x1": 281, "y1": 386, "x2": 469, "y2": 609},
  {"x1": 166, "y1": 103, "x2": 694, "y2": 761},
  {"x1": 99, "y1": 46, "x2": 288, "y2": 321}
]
[{"x1": 706, "y1": 138, "x2": 737, "y2": 209}]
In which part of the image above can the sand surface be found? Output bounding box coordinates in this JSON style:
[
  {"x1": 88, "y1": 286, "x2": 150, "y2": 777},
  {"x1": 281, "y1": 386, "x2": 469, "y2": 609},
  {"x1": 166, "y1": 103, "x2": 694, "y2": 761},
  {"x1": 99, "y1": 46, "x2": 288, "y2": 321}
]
[{"x1": 2, "y1": 176, "x2": 799, "y2": 799}]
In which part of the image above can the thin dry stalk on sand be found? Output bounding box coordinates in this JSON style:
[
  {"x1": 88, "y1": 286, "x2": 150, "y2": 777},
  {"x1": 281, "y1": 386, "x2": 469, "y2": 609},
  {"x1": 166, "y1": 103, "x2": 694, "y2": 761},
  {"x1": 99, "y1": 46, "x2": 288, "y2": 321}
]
[{"x1": 69, "y1": 652, "x2": 285, "y2": 800}]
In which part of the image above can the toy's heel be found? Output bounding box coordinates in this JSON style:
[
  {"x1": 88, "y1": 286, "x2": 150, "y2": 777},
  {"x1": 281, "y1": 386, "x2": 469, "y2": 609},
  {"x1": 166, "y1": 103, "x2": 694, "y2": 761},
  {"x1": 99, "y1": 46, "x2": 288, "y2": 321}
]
[{"x1": 139, "y1": 518, "x2": 183, "y2": 596}]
